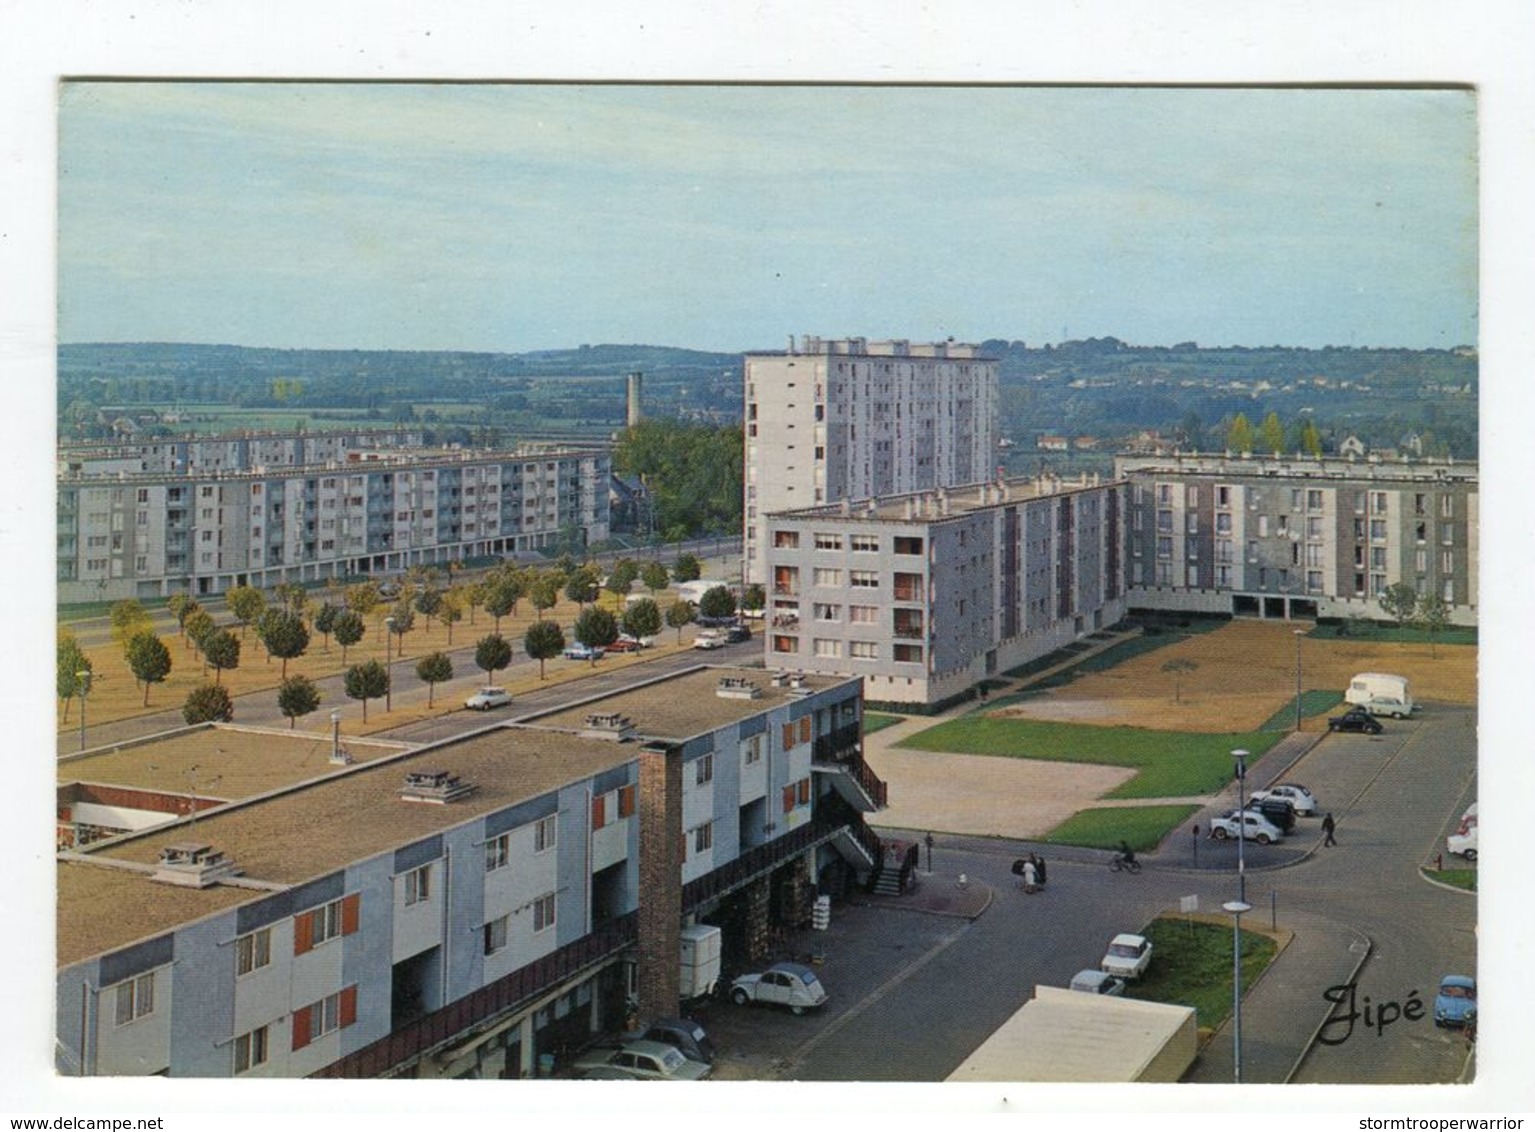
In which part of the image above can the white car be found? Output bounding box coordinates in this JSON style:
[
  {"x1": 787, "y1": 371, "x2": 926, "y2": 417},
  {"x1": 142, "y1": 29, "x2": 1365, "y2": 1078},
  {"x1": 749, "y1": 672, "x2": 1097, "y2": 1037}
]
[
  {"x1": 1100, "y1": 933, "x2": 1153, "y2": 980},
  {"x1": 693, "y1": 630, "x2": 727, "y2": 650},
  {"x1": 464, "y1": 686, "x2": 512, "y2": 711},
  {"x1": 730, "y1": 962, "x2": 829, "y2": 1014},
  {"x1": 1249, "y1": 783, "x2": 1319, "y2": 816},
  {"x1": 570, "y1": 1039, "x2": 712, "y2": 1081},
  {"x1": 1209, "y1": 809, "x2": 1284, "y2": 845},
  {"x1": 1069, "y1": 969, "x2": 1126, "y2": 996},
  {"x1": 1447, "y1": 803, "x2": 1478, "y2": 860}
]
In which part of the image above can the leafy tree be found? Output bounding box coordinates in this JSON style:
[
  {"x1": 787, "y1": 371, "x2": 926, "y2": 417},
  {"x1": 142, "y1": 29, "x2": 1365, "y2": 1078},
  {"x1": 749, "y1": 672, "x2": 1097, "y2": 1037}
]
[
  {"x1": 415, "y1": 651, "x2": 454, "y2": 707},
  {"x1": 333, "y1": 609, "x2": 365, "y2": 663},
  {"x1": 57, "y1": 632, "x2": 92, "y2": 720},
  {"x1": 1161, "y1": 658, "x2": 1198, "y2": 703},
  {"x1": 314, "y1": 602, "x2": 339, "y2": 651},
  {"x1": 343, "y1": 659, "x2": 389, "y2": 723},
  {"x1": 529, "y1": 572, "x2": 562, "y2": 617},
  {"x1": 1416, "y1": 591, "x2": 1450, "y2": 657},
  {"x1": 259, "y1": 609, "x2": 310, "y2": 678},
  {"x1": 621, "y1": 597, "x2": 662, "y2": 642},
  {"x1": 698, "y1": 585, "x2": 737, "y2": 621},
  {"x1": 606, "y1": 559, "x2": 639, "y2": 598},
  {"x1": 1256, "y1": 411, "x2": 1286, "y2": 455},
  {"x1": 203, "y1": 630, "x2": 241, "y2": 686},
  {"x1": 665, "y1": 599, "x2": 695, "y2": 643},
  {"x1": 183, "y1": 683, "x2": 234, "y2": 724},
  {"x1": 741, "y1": 583, "x2": 766, "y2": 616},
  {"x1": 439, "y1": 593, "x2": 464, "y2": 646},
  {"x1": 574, "y1": 607, "x2": 619, "y2": 658},
  {"x1": 126, "y1": 631, "x2": 173, "y2": 706},
  {"x1": 475, "y1": 633, "x2": 514, "y2": 679},
  {"x1": 109, "y1": 599, "x2": 154, "y2": 651},
  {"x1": 1227, "y1": 412, "x2": 1255, "y2": 454},
  {"x1": 1175, "y1": 411, "x2": 1205, "y2": 451},
  {"x1": 485, "y1": 580, "x2": 519, "y2": 633},
  {"x1": 1378, "y1": 582, "x2": 1419, "y2": 628},
  {"x1": 673, "y1": 552, "x2": 702, "y2": 583},
  {"x1": 184, "y1": 608, "x2": 217, "y2": 653},
  {"x1": 614, "y1": 420, "x2": 744, "y2": 539},
  {"x1": 225, "y1": 585, "x2": 266, "y2": 637},
  {"x1": 1299, "y1": 418, "x2": 1323, "y2": 457},
  {"x1": 462, "y1": 580, "x2": 488, "y2": 624},
  {"x1": 166, "y1": 593, "x2": 196, "y2": 637},
  {"x1": 642, "y1": 561, "x2": 670, "y2": 594},
  {"x1": 346, "y1": 581, "x2": 381, "y2": 624},
  {"x1": 273, "y1": 581, "x2": 309, "y2": 617},
  {"x1": 414, "y1": 586, "x2": 444, "y2": 628},
  {"x1": 523, "y1": 621, "x2": 564, "y2": 680},
  {"x1": 277, "y1": 675, "x2": 322, "y2": 728},
  {"x1": 565, "y1": 567, "x2": 600, "y2": 608},
  {"x1": 386, "y1": 601, "x2": 416, "y2": 657}
]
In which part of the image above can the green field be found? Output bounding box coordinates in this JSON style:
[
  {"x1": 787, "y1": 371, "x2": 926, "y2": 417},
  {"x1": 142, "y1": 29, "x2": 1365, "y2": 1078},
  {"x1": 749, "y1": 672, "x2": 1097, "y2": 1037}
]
[
  {"x1": 1127, "y1": 916, "x2": 1279, "y2": 1033},
  {"x1": 896, "y1": 716, "x2": 1281, "y2": 798},
  {"x1": 1043, "y1": 805, "x2": 1201, "y2": 852},
  {"x1": 862, "y1": 712, "x2": 907, "y2": 735}
]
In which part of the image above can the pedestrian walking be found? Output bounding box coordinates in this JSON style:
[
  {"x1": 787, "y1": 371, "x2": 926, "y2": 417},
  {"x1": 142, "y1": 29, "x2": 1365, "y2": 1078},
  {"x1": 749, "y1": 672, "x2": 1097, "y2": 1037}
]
[
  {"x1": 1021, "y1": 859, "x2": 1038, "y2": 894},
  {"x1": 1322, "y1": 812, "x2": 1337, "y2": 846},
  {"x1": 1030, "y1": 852, "x2": 1047, "y2": 887}
]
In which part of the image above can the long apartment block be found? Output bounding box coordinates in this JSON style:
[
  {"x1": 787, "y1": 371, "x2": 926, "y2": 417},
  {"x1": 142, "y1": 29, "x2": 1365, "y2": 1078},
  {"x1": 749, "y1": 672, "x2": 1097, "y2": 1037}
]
[
  {"x1": 55, "y1": 666, "x2": 888, "y2": 1078},
  {"x1": 56, "y1": 444, "x2": 611, "y2": 603},
  {"x1": 761, "y1": 474, "x2": 1127, "y2": 708},
  {"x1": 744, "y1": 336, "x2": 999, "y2": 585},
  {"x1": 1115, "y1": 453, "x2": 1478, "y2": 624}
]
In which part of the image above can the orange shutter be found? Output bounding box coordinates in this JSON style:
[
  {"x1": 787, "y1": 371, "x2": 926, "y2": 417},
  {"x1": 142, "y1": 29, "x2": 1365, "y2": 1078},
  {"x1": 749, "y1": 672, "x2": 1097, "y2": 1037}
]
[
  {"x1": 618, "y1": 785, "x2": 635, "y2": 818},
  {"x1": 339, "y1": 985, "x2": 358, "y2": 1029},
  {"x1": 798, "y1": 778, "x2": 811, "y2": 804},
  {"x1": 800, "y1": 717, "x2": 811, "y2": 743},
  {"x1": 783, "y1": 785, "x2": 795, "y2": 813},
  {"x1": 293, "y1": 911, "x2": 314, "y2": 956},
  {"x1": 592, "y1": 795, "x2": 606, "y2": 830},
  {"x1": 341, "y1": 893, "x2": 360, "y2": 937},
  {"x1": 292, "y1": 1005, "x2": 312, "y2": 1051},
  {"x1": 782, "y1": 723, "x2": 794, "y2": 749}
]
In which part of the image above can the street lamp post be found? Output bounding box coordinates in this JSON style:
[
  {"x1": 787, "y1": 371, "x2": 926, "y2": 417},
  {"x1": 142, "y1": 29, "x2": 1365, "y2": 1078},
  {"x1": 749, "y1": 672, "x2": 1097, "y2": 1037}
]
[
  {"x1": 76, "y1": 670, "x2": 91, "y2": 752},
  {"x1": 1293, "y1": 628, "x2": 1305, "y2": 731},
  {"x1": 384, "y1": 616, "x2": 396, "y2": 712},
  {"x1": 1232, "y1": 748, "x2": 1249, "y2": 903},
  {"x1": 1223, "y1": 898, "x2": 1253, "y2": 1083},
  {"x1": 330, "y1": 709, "x2": 342, "y2": 762}
]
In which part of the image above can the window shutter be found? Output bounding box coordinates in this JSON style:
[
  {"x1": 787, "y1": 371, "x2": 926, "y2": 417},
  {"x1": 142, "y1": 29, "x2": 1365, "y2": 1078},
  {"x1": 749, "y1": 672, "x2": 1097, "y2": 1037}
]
[
  {"x1": 783, "y1": 785, "x2": 795, "y2": 813},
  {"x1": 293, "y1": 911, "x2": 314, "y2": 956},
  {"x1": 618, "y1": 784, "x2": 635, "y2": 818},
  {"x1": 781, "y1": 723, "x2": 794, "y2": 749},
  {"x1": 592, "y1": 794, "x2": 606, "y2": 829},
  {"x1": 800, "y1": 717, "x2": 811, "y2": 743},
  {"x1": 338, "y1": 985, "x2": 358, "y2": 1029},
  {"x1": 292, "y1": 1006, "x2": 312, "y2": 1051},
  {"x1": 341, "y1": 893, "x2": 360, "y2": 936}
]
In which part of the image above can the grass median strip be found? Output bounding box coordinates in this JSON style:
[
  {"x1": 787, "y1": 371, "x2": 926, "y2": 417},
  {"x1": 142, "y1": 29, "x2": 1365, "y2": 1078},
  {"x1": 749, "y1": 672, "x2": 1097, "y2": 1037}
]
[
  {"x1": 1043, "y1": 804, "x2": 1201, "y2": 852},
  {"x1": 896, "y1": 716, "x2": 1281, "y2": 797},
  {"x1": 1127, "y1": 916, "x2": 1280, "y2": 1035}
]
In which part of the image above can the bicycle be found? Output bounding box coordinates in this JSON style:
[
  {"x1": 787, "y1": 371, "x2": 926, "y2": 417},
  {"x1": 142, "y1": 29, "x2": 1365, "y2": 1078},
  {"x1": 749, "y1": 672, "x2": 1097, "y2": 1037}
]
[{"x1": 1109, "y1": 852, "x2": 1142, "y2": 874}]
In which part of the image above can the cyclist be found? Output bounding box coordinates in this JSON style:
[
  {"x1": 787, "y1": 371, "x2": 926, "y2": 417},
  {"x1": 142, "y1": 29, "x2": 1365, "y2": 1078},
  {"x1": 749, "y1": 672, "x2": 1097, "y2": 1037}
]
[{"x1": 1115, "y1": 840, "x2": 1137, "y2": 868}]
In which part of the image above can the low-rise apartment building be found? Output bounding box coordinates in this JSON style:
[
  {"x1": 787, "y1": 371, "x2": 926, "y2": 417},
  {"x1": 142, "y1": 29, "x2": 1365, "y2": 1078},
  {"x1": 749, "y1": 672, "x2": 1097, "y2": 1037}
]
[
  {"x1": 1115, "y1": 453, "x2": 1478, "y2": 624},
  {"x1": 56, "y1": 666, "x2": 887, "y2": 1078},
  {"x1": 761, "y1": 474, "x2": 1127, "y2": 708},
  {"x1": 57, "y1": 445, "x2": 611, "y2": 603}
]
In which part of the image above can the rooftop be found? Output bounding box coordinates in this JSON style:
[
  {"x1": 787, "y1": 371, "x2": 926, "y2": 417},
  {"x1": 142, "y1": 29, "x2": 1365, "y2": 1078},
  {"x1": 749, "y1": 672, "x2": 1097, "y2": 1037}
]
[
  {"x1": 764, "y1": 473, "x2": 1117, "y2": 525},
  {"x1": 1114, "y1": 451, "x2": 1478, "y2": 484}
]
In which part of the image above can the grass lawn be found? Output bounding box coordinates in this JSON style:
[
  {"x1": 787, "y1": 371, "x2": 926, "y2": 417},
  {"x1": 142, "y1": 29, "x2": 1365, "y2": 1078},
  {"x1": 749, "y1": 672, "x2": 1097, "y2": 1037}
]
[
  {"x1": 1256, "y1": 689, "x2": 1344, "y2": 732},
  {"x1": 1127, "y1": 916, "x2": 1280, "y2": 1034},
  {"x1": 896, "y1": 716, "x2": 1282, "y2": 798},
  {"x1": 862, "y1": 712, "x2": 906, "y2": 735},
  {"x1": 1043, "y1": 804, "x2": 1200, "y2": 852},
  {"x1": 1424, "y1": 868, "x2": 1477, "y2": 892}
]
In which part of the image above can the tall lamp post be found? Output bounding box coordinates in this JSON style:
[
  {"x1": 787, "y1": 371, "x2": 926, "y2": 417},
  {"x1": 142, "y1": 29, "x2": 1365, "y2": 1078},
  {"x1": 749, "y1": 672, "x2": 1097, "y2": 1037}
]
[
  {"x1": 1293, "y1": 628, "x2": 1305, "y2": 731},
  {"x1": 76, "y1": 670, "x2": 91, "y2": 752},
  {"x1": 1223, "y1": 898, "x2": 1253, "y2": 1083},
  {"x1": 330, "y1": 709, "x2": 342, "y2": 763},
  {"x1": 384, "y1": 616, "x2": 396, "y2": 713},
  {"x1": 1232, "y1": 748, "x2": 1249, "y2": 903}
]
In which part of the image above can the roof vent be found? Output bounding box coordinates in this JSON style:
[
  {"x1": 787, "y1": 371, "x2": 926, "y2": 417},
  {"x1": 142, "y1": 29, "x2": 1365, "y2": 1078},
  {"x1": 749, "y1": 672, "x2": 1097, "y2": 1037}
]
[
  {"x1": 769, "y1": 670, "x2": 790, "y2": 687},
  {"x1": 152, "y1": 842, "x2": 242, "y2": 888},
  {"x1": 399, "y1": 770, "x2": 477, "y2": 805},
  {"x1": 717, "y1": 676, "x2": 761, "y2": 700},
  {"x1": 582, "y1": 712, "x2": 637, "y2": 742},
  {"x1": 785, "y1": 673, "x2": 812, "y2": 697}
]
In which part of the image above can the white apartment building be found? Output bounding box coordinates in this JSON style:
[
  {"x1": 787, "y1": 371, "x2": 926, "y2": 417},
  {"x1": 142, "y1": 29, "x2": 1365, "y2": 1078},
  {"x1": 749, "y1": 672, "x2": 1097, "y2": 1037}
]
[
  {"x1": 762, "y1": 474, "x2": 1127, "y2": 708},
  {"x1": 1115, "y1": 453, "x2": 1478, "y2": 625},
  {"x1": 57, "y1": 445, "x2": 610, "y2": 603},
  {"x1": 743, "y1": 336, "x2": 999, "y2": 585}
]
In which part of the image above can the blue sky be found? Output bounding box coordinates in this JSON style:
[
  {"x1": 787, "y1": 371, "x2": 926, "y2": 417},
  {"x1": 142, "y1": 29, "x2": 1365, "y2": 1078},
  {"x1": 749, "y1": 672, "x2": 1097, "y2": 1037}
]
[{"x1": 59, "y1": 82, "x2": 1477, "y2": 354}]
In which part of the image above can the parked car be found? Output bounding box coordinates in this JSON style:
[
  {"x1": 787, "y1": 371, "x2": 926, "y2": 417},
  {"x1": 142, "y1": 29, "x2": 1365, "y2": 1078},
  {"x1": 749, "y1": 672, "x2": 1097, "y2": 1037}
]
[
  {"x1": 563, "y1": 642, "x2": 606, "y2": 661},
  {"x1": 606, "y1": 638, "x2": 643, "y2": 653},
  {"x1": 1100, "y1": 933, "x2": 1153, "y2": 980},
  {"x1": 1069, "y1": 969, "x2": 1126, "y2": 996},
  {"x1": 1362, "y1": 696, "x2": 1416, "y2": 719},
  {"x1": 1447, "y1": 825, "x2": 1478, "y2": 861},
  {"x1": 587, "y1": 1018, "x2": 716, "y2": 1066},
  {"x1": 618, "y1": 632, "x2": 657, "y2": 649},
  {"x1": 724, "y1": 623, "x2": 753, "y2": 643},
  {"x1": 377, "y1": 581, "x2": 403, "y2": 599},
  {"x1": 1328, "y1": 707, "x2": 1384, "y2": 734},
  {"x1": 1433, "y1": 975, "x2": 1477, "y2": 1028},
  {"x1": 570, "y1": 1039, "x2": 712, "y2": 1081},
  {"x1": 1242, "y1": 796, "x2": 1297, "y2": 834},
  {"x1": 464, "y1": 686, "x2": 512, "y2": 711},
  {"x1": 1209, "y1": 809, "x2": 1284, "y2": 845},
  {"x1": 1249, "y1": 783, "x2": 1319, "y2": 816},
  {"x1": 693, "y1": 630, "x2": 728, "y2": 650},
  {"x1": 730, "y1": 962, "x2": 829, "y2": 1014}
]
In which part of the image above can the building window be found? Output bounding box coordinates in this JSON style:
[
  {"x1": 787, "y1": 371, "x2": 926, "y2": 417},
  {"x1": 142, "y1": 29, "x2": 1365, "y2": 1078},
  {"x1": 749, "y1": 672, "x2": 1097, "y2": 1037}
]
[
  {"x1": 813, "y1": 603, "x2": 841, "y2": 622},
  {"x1": 695, "y1": 753, "x2": 714, "y2": 786},
  {"x1": 483, "y1": 915, "x2": 508, "y2": 955},
  {"x1": 1156, "y1": 537, "x2": 1172, "y2": 559},
  {"x1": 533, "y1": 893, "x2": 556, "y2": 933},
  {"x1": 813, "y1": 532, "x2": 843, "y2": 550},
  {"x1": 1442, "y1": 577, "x2": 1455, "y2": 601},
  {"x1": 1440, "y1": 522, "x2": 1455, "y2": 545},
  {"x1": 849, "y1": 569, "x2": 879, "y2": 588},
  {"x1": 1372, "y1": 492, "x2": 1389, "y2": 513},
  {"x1": 534, "y1": 815, "x2": 557, "y2": 853},
  {"x1": 1440, "y1": 495, "x2": 1454, "y2": 518},
  {"x1": 893, "y1": 643, "x2": 922, "y2": 663},
  {"x1": 294, "y1": 987, "x2": 357, "y2": 1049},
  {"x1": 1156, "y1": 510, "x2": 1173, "y2": 533},
  {"x1": 1156, "y1": 484, "x2": 1173, "y2": 506},
  {"x1": 1370, "y1": 520, "x2": 1387, "y2": 542},
  {"x1": 772, "y1": 635, "x2": 799, "y2": 653},
  {"x1": 404, "y1": 865, "x2": 431, "y2": 906},
  {"x1": 485, "y1": 833, "x2": 510, "y2": 872},
  {"x1": 1307, "y1": 490, "x2": 1324, "y2": 510},
  {"x1": 1306, "y1": 516, "x2": 1323, "y2": 539},
  {"x1": 693, "y1": 822, "x2": 714, "y2": 853},
  {"x1": 234, "y1": 1025, "x2": 269, "y2": 1073},
  {"x1": 813, "y1": 567, "x2": 842, "y2": 587},
  {"x1": 618, "y1": 784, "x2": 636, "y2": 817},
  {"x1": 235, "y1": 927, "x2": 272, "y2": 976},
  {"x1": 850, "y1": 641, "x2": 877, "y2": 660},
  {"x1": 114, "y1": 972, "x2": 155, "y2": 1026},
  {"x1": 295, "y1": 895, "x2": 358, "y2": 954},
  {"x1": 814, "y1": 638, "x2": 844, "y2": 658},
  {"x1": 742, "y1": 734, "x2": 763, "y2": 765},
  {"x1": 1442, "y1": 550, "x2": 1455, "y2": 574},
  {"x1": 891, "y1": 535, "x2": 921, "y2": 555},
  {"x1": 773, "y1": 530, "x2": 800, "y2": 549},
  {"x1": 849, "y1": 605, "x2": 878, "y2": 624},
  {"x1": 1307, "y1": 570, "x2": 1324, "y2": 592}
]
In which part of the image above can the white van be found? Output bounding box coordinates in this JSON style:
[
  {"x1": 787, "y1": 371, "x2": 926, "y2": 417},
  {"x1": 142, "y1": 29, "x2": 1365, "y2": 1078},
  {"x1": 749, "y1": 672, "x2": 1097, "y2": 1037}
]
[{"x1": 1344, "y1": 673, "x2": 1416, "y2": 717}]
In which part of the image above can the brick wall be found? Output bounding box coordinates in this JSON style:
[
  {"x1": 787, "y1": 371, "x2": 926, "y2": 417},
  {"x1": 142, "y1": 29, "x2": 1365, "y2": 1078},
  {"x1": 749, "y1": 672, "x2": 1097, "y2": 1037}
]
[{"x1": 636, "y1": 744, "x2": 682, "y2": 1024}]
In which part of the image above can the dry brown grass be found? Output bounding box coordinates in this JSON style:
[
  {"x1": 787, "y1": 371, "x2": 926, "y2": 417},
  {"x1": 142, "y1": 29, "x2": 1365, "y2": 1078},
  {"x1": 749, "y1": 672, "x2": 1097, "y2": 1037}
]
[{"x1": 996, "y1": 619, "x2": 1476, "y2": 733}]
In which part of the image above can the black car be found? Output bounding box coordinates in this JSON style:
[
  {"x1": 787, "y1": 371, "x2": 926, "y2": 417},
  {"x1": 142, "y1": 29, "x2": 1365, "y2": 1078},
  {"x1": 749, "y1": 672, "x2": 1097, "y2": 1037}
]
[
  {"x1": 590, "y1": 1017, "x2": 715, "y2": 1065},
  {"x1": 1243, "y1": 796, "x2": 1297, "y2": 834},
  {"x1": 724, "y1": 623, "x2": 753, "y2": 643},
  {"x1": 1328, "y1": 708, "x2": 1383, "y2": 734}
]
